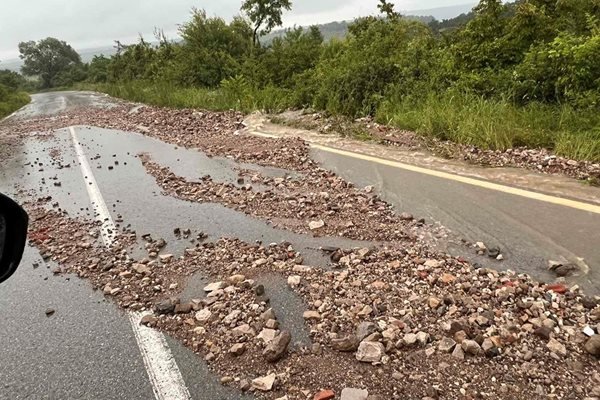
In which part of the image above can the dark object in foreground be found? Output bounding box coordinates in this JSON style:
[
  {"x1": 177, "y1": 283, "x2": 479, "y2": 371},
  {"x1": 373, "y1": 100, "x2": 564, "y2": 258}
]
[{"x1": 0, "y1": 193, "x2": 28, "y2": 284}]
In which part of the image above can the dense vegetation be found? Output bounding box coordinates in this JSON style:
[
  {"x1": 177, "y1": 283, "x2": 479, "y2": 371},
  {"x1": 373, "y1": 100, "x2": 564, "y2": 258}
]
[
  {"x1": 0, "y1": 70, "x2": 29, "y2": 118},
  {"x1": 13, "y1": 0, "x2": 600, "y2": 161}
]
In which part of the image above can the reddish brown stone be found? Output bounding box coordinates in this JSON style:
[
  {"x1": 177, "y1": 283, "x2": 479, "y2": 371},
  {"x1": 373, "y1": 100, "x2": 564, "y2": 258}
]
[{"x1": 314, "y1": 389, "x2": 335, "y2": 400}]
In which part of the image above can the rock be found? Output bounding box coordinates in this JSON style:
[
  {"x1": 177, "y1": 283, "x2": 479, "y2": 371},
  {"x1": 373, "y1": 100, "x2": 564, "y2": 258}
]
[
  {"x1": 141, "y1": 315, "x2": 158, "y2": 327},
  {"x1": 584, "y1": 335, "x2": 600, "y2": 356},
  {"x1": 534, "y1": 326, "x2": 553, "y2": 340},
  {"x1": 416, "y1": 331, "x2": 430, "y2": 346},
  {"x1": 228, "y1": 274, "x2": 246, "y2": 285},
  {"x1": 462, "y1": 340, "x2": 483, "y2": 356},
  {"x1": 239, "y1": 379, "x2": 251, "y2": 391},
  {"x1": 303, "y1": 310, "x2": 321, "y2": 320},
  {"x1": 356, "y1": 341, "x2": 385, "y2": 363},
  {"x1": 356, "y1": 322, "x2": 378, "y2": 341},
  {"x1": 332, "y1": 335, "x2": 360, "y2": 352},
  {"x1": 438, "y1": 337, "x2": 456, "y2": 353},
  {"x1": 287, "y1": 275, "x2": 301, "y2": 287},
  {"x1": 309, "y1": 220, "x2": 325, "y2": 230},
  {"x1": 452, "y1": 345, "x2": 465, "y2": 360},
  {"x1": 260, "y1": 308, "x2": 276, "y2": 322},
  {"x1": 481, "y1": 338, "x2": 499, "y2": 357},
  {"x1": 265, "y1": 319, "x2": 279, "y2": 329},
  {"x1": 220, "y1": 376, "x2": 233, "y2": 384},
  {"x1": 195, "y1": 309, "x2": 212, "y2": 323},
  {"x1": 174, "y1": 303, "x2": 192, "y2": 314},
  {"x1": 314, "y1": 389, "x2": 335, "y2": 400},
  {"x1": 229, "y1": 343, "x2": 246, "y2": 356},
  {"x1": 203, "y1": 281, "x2": 225, "y2": 292},
  {"x1": 155, "y1": 299, "x2": 175, "y2": 315},
  {"x1": 257, "y1": 328, "x2": 278, "y2": 343},
  {"x1": 341, "y1": 388, "x2": 369, "y2": 400},
  {"x1": 254, "y1": 284, "x2": 265, "y2": 296},
  {"x1": 45, "y1": 308, "x2": 55, "y2": 317},
  {"x1": 546, "y1": 338, "x2": 567, "y2": 356},
  {"x1": 232, "y1": 324, "x2": 255, "y2": 338},
  {"x1": 403, "y1": 333, "x2": 417, "y2": 346},
  {"x1": 263, "y1": 330, "x2": 291, "y2": 362},
  {"x1": 251, "y1": 374, "x2": 276, "y2": 391},
  {"x1": 428, "y1": 297, "x2": 441, "y2": 309}
]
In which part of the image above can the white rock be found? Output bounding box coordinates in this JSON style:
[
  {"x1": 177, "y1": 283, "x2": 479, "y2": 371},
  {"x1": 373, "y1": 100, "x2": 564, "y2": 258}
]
[
  {"x1": 308, "y1": 220, "x2": 325, "y2": 230},
  {"x1": 356, "y1": 341, "x2": 385, "y2": 363},
  {"x1": 287, "y1": 275, "x2": 301, "y2": 287},
  {"x1": 251, "y1": 374, "x2": 276, "y2": 391},
  {"x1": 341, "y1": 388, "x2": 369, "y2": 400},
  {"x1": 203, "y1": 281, "x2": 225, "y2": 292},
  {"x1": 195, "y1": 309, "x2": 212, "y2": 323}
]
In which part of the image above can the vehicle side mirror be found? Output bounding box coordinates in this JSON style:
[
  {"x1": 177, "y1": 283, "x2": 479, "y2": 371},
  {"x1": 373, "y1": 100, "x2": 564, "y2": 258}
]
[{"x1": 0, "y1": 193, "x2": 28, "y2": 284}]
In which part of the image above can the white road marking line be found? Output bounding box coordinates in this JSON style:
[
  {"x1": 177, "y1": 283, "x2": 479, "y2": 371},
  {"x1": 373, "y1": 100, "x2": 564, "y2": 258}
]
[
  {"x1": 69, "y1": 126, "x2": 192, "y2": 400},
  {"x1": 249, "y1": 129, "x2": 600, "y2": 215}
]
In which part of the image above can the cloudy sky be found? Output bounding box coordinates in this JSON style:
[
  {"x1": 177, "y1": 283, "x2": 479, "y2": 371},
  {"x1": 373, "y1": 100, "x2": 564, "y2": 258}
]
[{"x1": 0, "y1": 0, "x2": 473, "y2": 61}]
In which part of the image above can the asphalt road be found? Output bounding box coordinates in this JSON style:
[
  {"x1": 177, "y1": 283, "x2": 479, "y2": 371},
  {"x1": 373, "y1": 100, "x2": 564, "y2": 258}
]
[{"x1": 1, "y1": 91, "x2": 599, "y2": 399}]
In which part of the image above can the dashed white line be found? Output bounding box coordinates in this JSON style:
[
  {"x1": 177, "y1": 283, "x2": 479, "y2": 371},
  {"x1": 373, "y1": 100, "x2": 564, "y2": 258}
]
[{"x1": 69, "y1": 126, "x2": 192, "y2": 400}]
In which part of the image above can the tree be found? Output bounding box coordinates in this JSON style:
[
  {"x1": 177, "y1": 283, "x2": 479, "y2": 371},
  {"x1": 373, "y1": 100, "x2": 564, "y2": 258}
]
[
  {"x1": 378, "y1": 0, "x2": 400, "y2": 20},
  {"x1": 241, "y1": 0, "x2": 292, "y2": 46},
  {"x1": 18, "y1": 37, "x2": 82, "y2": 88}
]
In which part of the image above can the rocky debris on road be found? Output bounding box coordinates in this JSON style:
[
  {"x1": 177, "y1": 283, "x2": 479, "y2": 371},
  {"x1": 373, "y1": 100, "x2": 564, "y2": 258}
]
[
  {"x1": 139, "y1": 154, "x2": 433, "y2": 243},
  {"x1": 24, "y1": 197, "x2": 600, "y2": 399},
  {"x1": 270, "y1": 111, "x2": 600, "y2": 184},
  {"x1": 10, "y1": 100, "x2": 600, "y2": 399}
]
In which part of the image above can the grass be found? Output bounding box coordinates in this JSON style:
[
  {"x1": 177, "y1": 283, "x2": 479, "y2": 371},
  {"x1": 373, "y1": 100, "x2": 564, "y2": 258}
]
[
  {"x1": 377, "y1": 91, "x2": 600, "y2": 162},
  {"x1": 78, "y1": 80, "x2": 600, "y2": 163},
  {"x1": 77, "y1": 81, "x2": 294, "y2": 114},
  {"x1": 0, "y1": 92, "x2": 30, "y2": 119}
]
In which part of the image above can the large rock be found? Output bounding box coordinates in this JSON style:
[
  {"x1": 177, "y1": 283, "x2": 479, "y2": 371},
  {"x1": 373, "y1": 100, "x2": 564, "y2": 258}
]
[
  {"x1": 155, "y1": 299, "x2": 175, "y2": 315},
  {"x1": 355, "y1": 341, "x2": 385, "y2": 363},
  {"x1": 438, "y1": 337, "x2": 456, "y2": 353},
  {"x1": 584, "y1": 335, "x2": 600, "y2": 356},
  {"x1": 263, "y1": 330, "x2": 292, "y2": 362}
]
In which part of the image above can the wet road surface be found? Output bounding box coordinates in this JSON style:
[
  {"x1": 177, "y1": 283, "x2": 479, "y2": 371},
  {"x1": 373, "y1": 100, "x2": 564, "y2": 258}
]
[{"x1": 1, "y1": 91, "x2": 599, "y2": 399}]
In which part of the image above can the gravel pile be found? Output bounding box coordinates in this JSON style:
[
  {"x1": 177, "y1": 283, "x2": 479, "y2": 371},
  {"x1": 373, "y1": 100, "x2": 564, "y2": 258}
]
[{"x1": 6, "y1": 101, "x2": 600, "y2": 399}]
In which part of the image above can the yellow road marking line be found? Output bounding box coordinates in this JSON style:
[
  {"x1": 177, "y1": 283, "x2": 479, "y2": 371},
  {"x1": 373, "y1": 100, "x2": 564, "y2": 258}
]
[{"x1": 250, "y1": 130, "x2": 600, "y2": 215}]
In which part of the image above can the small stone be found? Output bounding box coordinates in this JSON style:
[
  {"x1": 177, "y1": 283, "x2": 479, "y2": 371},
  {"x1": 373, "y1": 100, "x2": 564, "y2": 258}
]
[
  {"x1": 356, "y1": 341, "x2": 385, "y2": 363},
  {"x1": 220, "y1": 376, "x2": 234, "y2": 384},
  {"x1": 203, "y1": 282, "x2": 225, "y2": 292},
  {"x1": 341, "y1": 388, "x2": 369, "y2": 400},
  {"x1": 45, "y1": 308, "x2": 55, "y2": 317},
  {"x1": 314, "y1": 389, "x2": 335, "y2": 400},
  {"x1": 195, "y1": 309, "x2": 212, "y2": 323},
  {"x1": 303, "y1": 310, "x2": 321, "y2": 320},
  {"x1": 251, "y1": 374, "x2": 276, "y2": 391},
  {"x1": 263, "y1": 330, "x2": 292, "y2": 362},
  {"x1": 257, "y1": 328, "x2": 278, "y2": 343},
  {"x1": 228, "y1": 274, "x2": 246, "y2": 284},
  {"x1": 287, "y1": 275, "x2": 301, "y2": 287},
  {"x1": 534, "y1": 326, "x2": 553, "y2": 340},
  {"x1": 174, "y1": 303, "x2": 192, "y2": 314},
  {"x1": 356, "y1": 322, "x2": 378, "y2": 341},
  {"x1": 229, "y1": 343, "x2": 246, "y2": 356},
  {"x1": 332, "y1": 335, "x2": 360, "y2": 352},
  {"x1": 438, "y1": 337, "x2": 456, "y2": 353},
  {"x1": 452, "y1": 345, "x2": 465, "y2": 360},
  {"x1": 309, "y1": 220, "x2": 325, "y2": 230},
  {"x1": 140, "y1": 315, "x2": 158, "y2": 327},
  {"x1": 462, "y1": 340, "x2": 483, "y2": 356},
  {"x1": 428, "y1": 297, "x2": 441, "y2": 309},
  {"x1": 584, "y1": 335, "x2": 600, "y2": 356},
  {"x1": 155, "y1": 299, "x2": 175, "y2": 315},
  {"x1": 546, "y1": 338, "x2": 567, "y2": 356},
  {"x1": 239, "y1": 379, "x2": 251, "y2": 391},
  {"x1": 232, "y1": 324, "x2": 255, "y2": 337},
  {"x1": 265, "y1": 319, "x2": 279, "y2": 329}
]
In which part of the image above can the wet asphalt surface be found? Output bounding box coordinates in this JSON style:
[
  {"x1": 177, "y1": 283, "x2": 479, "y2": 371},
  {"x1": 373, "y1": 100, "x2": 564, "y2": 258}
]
[{"x1": 1, "y1": 91, "x2": 599, "y2": 399}]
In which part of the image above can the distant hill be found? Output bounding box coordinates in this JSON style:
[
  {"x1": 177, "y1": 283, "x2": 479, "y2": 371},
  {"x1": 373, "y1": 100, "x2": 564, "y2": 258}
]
[{"x1": 263, "y1": 3, "x2": 477, "y2": 44}]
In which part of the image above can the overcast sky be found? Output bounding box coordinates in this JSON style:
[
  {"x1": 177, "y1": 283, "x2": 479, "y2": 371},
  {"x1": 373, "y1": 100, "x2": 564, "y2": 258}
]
[{"x1": 0, "y1": 0, "x2": 473, "y2": 61}]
